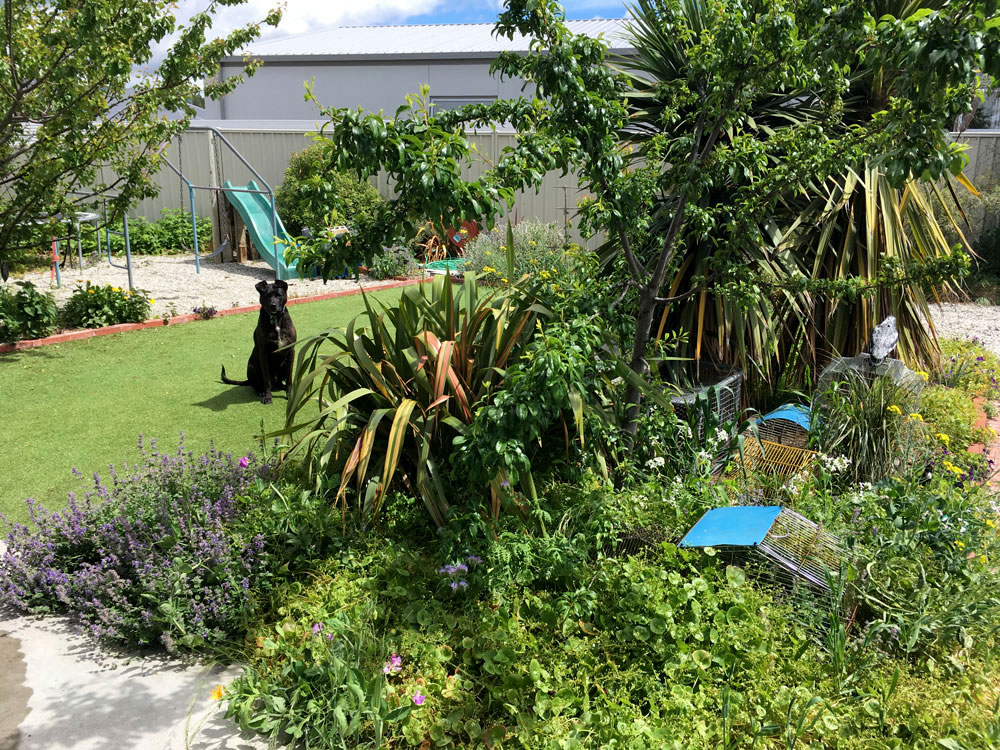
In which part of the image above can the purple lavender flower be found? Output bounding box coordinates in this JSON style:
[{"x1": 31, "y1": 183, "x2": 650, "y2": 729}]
[
  {"x1": 466, "y1": 555, "x2": 482, "y2": 565},
  {"x1": 312, "y1": 623, "x2": 323, "y2": 636}
]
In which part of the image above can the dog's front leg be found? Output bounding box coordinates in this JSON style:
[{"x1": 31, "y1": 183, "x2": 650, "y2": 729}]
[{"x1": 256, "y1": 345, "x2": 273, "y2": 404}]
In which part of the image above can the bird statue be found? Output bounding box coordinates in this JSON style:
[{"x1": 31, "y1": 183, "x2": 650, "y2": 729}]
[{"x1": 867, "y1": 316, "x2": 899, "y2": 366}]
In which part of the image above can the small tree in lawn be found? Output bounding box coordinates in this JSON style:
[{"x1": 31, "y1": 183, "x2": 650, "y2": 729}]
[
  {"x1": 294, "y1": 0, "x2": 1000, "y2": 440},
  {"x1": 0, "y1": 0, "x2": 281, "y2": 269}
]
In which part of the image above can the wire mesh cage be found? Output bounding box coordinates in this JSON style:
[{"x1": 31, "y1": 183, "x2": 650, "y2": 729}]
[
  {"x1": 722, "y1": 437, "x2": 817, "y2": 501},
  {"x1": 670, "y1": 367, "x2": 743, "y2": 470},
  {"x1": 756, "y1": 404, "x2": 811, "y2": 449},
  {"x1": 603, "y1": 525, "x2": 670, "y2": 559},
  {"x1": 679, "y1": 506, "x2": 859, "y2": 629},
  {"x1": 670, "y1": 368, "x2": 743, "y2": 429}
]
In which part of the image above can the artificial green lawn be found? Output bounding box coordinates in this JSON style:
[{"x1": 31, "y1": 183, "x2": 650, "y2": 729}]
[{"x1": 0, "y1": 287, "x2": 404, "y2": 525}]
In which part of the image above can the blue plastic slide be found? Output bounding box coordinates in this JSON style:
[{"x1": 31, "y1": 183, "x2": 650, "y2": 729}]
[{"x1": 222, "y1": 180, "x2": 303, "y2": 280}]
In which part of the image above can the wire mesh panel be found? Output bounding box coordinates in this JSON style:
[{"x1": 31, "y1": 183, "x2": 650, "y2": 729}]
[{"x1": 722, "y1": 438, "x2": 816, "y2": 501}]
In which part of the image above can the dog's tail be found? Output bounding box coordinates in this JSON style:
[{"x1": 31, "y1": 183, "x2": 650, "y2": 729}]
[{"x1": 220, "y1": 365, "x2": 250, "y2": 386}]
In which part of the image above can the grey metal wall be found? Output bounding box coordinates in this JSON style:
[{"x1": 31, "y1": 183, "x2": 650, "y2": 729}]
[
  {"x1": 131, "y1": 126, "x2": 596, "y2": 246},
  {"x1": 214, "y1": 59, "x2": 531, "y2": 120},
  {"x1": 954, "y1": 131, "x2": 1000, "y2": 183}
]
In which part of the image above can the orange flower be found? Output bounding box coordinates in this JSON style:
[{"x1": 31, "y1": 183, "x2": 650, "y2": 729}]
[{"x1": 210, "y1": 685, "x2": 224, "y2": 701}]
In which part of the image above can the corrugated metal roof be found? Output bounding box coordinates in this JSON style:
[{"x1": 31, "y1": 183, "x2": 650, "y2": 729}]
[{"x1": 235, "y1": 18, "x2": 631, "y2": 59}]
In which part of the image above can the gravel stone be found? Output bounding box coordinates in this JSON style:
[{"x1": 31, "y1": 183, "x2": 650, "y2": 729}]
[
  {"x1": 929, "y1": 302, "x2": 1000, "y2": 355},
  {"x1": 12, "y1": 253, "x2": 389, "y2": 317}
]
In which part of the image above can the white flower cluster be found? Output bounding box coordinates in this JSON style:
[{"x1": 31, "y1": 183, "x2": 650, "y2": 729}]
[
  {"x1": 646, "y1": 456, "x2": 666, "y2": 470},
  {"x1": 817, "y1": 453, "x2": 852, "y2": 474}
]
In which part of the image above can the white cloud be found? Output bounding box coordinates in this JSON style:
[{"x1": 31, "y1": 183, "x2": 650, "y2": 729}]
[{"x1": 175, "y1": 0, "x2": 448, "y2": 40}]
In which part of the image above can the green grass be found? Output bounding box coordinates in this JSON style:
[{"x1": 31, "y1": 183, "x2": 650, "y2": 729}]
[{"x1": 0, "y1": 287, "x2": 404, "y2": 525}]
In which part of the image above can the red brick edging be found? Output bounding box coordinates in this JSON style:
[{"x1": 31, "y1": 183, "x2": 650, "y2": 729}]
[{"x1": 0, "y1": 277, "x2": 422, "y2": 353}]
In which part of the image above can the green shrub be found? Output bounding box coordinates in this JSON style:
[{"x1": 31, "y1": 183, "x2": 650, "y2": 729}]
[
  {"x1": 60, "y1": 282, "x2": 152, "y2": 328},
  {"x1": 0, "y1": 281, "x2": 58, "y2": 342},
  {"x1": 366, "y1": 245, "x2": 417, "y2": 280},
  {"x1": 281, "y1": 275, "x2": 545, "y2": 527},
  {"x1": 275, "y1": 145, "x2": 386, "y2": 237},
  {"x1": 464, "y1": 220, "x2": 572, "y2": 285},
  {"x1": 919, "y1": 384, "x2": 982, "y2": 453},
  {"x1": 934, "y1": 337, "x2": 1000, "y2": 398},
  {"x1": 62, "y1": 209, "x2": 211, "y2": 257}
]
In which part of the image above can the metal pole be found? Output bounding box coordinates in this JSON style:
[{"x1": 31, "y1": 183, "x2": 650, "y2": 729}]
[
  {"x1": 270, "y1": 188, "x2": 280, "y2": 281},
  {"x1": 123, "y1": 214, "x2": 134, "y2": 291},
  {"x1": 190, "y1": 184, "x2": 200, "y2": 274},
  {"x1": 53, "y1": 238, "x2": 61, "y2": 288},
  {"x1": 76, "y1": 218, "x2": 83, "y2": 268}
]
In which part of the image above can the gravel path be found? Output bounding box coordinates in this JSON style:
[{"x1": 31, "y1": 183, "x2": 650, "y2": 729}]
[
  {"x1": 13, "y1": 253, "x2": 392, "y2": 318},
  {"x1": 929, "y1": 302, "x2": 1000, "y2": 355}
]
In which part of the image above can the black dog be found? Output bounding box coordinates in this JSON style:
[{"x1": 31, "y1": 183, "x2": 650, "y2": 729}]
[{"x1": 221, "y1": 280, "x2": 297, "y2": 404}]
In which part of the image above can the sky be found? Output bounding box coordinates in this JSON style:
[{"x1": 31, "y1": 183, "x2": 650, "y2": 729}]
[{"x1": 172, "y1": 0, "x2": 630, "y2": 45}]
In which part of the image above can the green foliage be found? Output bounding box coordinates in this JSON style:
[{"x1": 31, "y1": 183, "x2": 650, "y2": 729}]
[
  {"x1": 812, "y1": 371, "x2": 927, "y2": 485},
  {"x1": 70, "y1": 210, "x2": 213, "y2": 256},
  {"x1": 0, "y1": 0, "x2": 281, "y2": 267},
  {"x1": 60, "y1": 282, "x2": 152, "y2": 329},
  {"x1": 274, "y1": 145, "x2": 386, "y2": 238},
  {"x1": 934, "y1": 337, "x2": 1000, "y2": 398},
  {"x1": 279, "y1": 275, "x2": 545, "y2": 527},
  {"x1": 366, "y1": 245, "x2": 417, "y2": 280},
  {"x1": 456, "y1": 315, "x2": 616, "y2": 494},
  {"x1": 920, "y1": 384, "x2": 982, "y2": 454},
  {"x1": 0, "y1": 281, "x2": 58, "y2": 342},
  {"x1": 464, "y1": 221, "x2": 572, "y2": 285}
]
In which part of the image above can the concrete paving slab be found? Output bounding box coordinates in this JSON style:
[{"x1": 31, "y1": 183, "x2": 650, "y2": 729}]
[{"x1": 0, "y1": 605, "x2": 271, "y2": 750}]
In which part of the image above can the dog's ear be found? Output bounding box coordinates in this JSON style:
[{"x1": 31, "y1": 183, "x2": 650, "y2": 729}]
[
  {"x1": 255, "y1": 280, "x2": 268, "y2": 293},
  {"x1": 274, "y1": 280, "x2": 288, "y2": 291}
]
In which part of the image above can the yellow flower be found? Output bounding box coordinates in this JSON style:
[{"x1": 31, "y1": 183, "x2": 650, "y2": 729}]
[
  {"x1": 886, "y1": 404, "x2": 902, "y2": 415},
  {"x1": 500, "y1": 277, "x2": 509, "y2": 284},
  {"x1": 986, "y1": 518, "x2": 995, "y2": 529},
  {"x1": 125, "y1": 291, "x2": 131, "y2": 297},
  {"x1": 934, "y1": 433, "x2": 950, "y2": 445},
  {"x1": 482, "y1": 265, "x2": 496, "y2": 273},
  {"x1": 500, "y1": 245, "x2": 507, "y2": 251},
  {"x1": 954, "y1": 540, "x2": 966, "y2": 550},
  {"x1": 908, "y1": 413, "x2": 923, "y2": 422},
  {"x1": 87, "y1": 289, "x2": 95, "y2": 294},
  {"x1": 529, "y1": 240, "x2": 536, "y2": 246},
  {"x1": 210, "y1": 685, "x2": 224, "y2": 701},
  {"x1": 148, "y1": 298, "x2": 155, "y2": 304},
  {"x1": 916, "y1": 371, "x2": 929, "y2": 382},
  {"x1": 111, "y1": 287, "x2": 119, "y2": 292},
  {"x1": 980, "y1": 554, "x2": 988, "y2": 564}
]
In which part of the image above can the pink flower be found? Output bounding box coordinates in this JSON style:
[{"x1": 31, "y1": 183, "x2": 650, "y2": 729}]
[
  {"x1": 312, "y1": 623, "x2": 322, "y2": 636},
  {"x1": 413, "y1": 691, "x2": 425, "y2": 706},
  {"x1": 383, "y1": 653, "x2": 402, "y2": 674},
  {"x1": 238, "y1": 456, "x2": 250, "y2": 469}
]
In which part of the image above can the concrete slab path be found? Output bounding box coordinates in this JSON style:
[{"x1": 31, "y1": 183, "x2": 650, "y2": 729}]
[{"x1": 0, "y1": 578, "x2": 270, "y2": 750}]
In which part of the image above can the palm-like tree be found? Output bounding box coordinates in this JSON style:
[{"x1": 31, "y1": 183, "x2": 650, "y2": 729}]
[{"x1": 617, "y1": 0, "x2": 973, "y2": 393}]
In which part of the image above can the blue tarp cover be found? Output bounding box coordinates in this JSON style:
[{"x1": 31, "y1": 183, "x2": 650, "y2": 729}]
[
  {"x1": 678, "y1": 506, "x2": 783, "y2": 548},
  {"x1": 758, "y1": 403, "x2": 811, "y2": 430}
]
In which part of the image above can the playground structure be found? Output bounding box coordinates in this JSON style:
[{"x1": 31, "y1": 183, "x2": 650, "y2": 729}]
[{"x1": 47, "y1": 126, "x2": 300, "y2": 289}]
